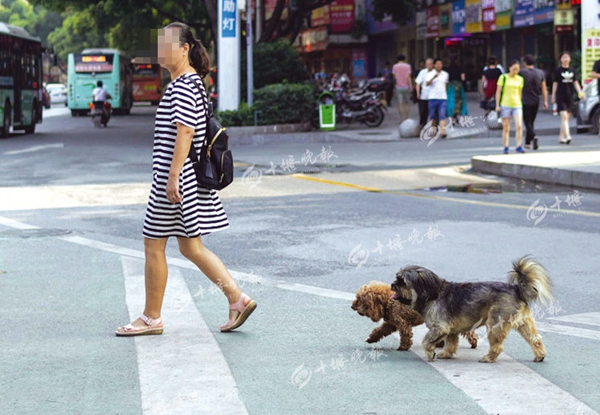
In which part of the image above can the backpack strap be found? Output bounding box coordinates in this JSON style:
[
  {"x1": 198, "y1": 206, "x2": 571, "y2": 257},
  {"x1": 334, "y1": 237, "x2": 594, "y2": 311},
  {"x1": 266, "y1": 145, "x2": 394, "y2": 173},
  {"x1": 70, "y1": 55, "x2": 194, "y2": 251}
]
[{"x1": 184, "y1": 75, "x2": 210, "y2": 163}]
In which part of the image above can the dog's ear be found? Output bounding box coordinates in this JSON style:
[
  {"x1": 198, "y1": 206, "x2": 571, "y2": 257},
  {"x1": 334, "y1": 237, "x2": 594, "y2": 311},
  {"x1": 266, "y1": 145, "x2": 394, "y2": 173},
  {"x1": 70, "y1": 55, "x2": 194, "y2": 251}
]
[
  {"x1": 364, "y1": 290, "x2": 386, "y2": 321},
  {"x1": 402, "y1": 266, "x2": 444, "y2": 304}
]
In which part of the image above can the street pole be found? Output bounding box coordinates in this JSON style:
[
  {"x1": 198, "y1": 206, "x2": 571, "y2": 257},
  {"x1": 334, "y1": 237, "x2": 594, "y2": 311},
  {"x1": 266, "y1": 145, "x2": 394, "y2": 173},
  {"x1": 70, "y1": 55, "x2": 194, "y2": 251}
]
[
  {"x1": 247, "y1": 1, "x2": 254, "y2": 106},
  {"x1": 218, "y1": 0, "x2": 241, "y2": 111},
  {"x1": 256, "y1": 0, "x2": 263, "y2": 42}
]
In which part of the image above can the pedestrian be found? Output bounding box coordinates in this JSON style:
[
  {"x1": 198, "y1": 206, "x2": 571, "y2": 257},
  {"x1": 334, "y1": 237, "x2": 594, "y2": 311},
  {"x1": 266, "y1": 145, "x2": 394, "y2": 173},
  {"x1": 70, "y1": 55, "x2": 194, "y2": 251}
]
[
  {"x1": 446, "y1": 56, "x2": 467, "y2": 122},
  {"x1": 552, "y1": 51, "x2": 585, "y2": 144},
  {"x1": 415, "y1": 58, "x2": 433, "y2": 127},
  {"x1": 116, "y1": 22, "x2": 256, "y2": 337},
  {"x1": 496, "y1": 60, "x2": 525, "y2": 154},
  {"x1": 425, "y1": 58, "x2": 449, "y2": 137},
  {"x1": 380, "y1": 61, "x2": 394, "y2": 107},
  {"x1": 481, "y1": 57, "x2": 503, "y2": 115},
  {"x1": 392, "y1": 54, "x2": 413, "y2": 121},
  {"x1": 591, "y1": 58, "x2": 600, "y2": 136},
  {"x1": 520, "y1": 54, "x2": 548, "y2": 150}
]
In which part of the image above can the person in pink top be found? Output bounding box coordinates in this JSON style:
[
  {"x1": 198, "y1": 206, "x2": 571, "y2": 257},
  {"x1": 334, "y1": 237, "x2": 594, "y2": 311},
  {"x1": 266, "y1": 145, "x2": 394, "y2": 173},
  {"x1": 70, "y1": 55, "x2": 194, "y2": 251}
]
[{"x1": 392, "y1": 55, "x2": 413, "y2": 121}]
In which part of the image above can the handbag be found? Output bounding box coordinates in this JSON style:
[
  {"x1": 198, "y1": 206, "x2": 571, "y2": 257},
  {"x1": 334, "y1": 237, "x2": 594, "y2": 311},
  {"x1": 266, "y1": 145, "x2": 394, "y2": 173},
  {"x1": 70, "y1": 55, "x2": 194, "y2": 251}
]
[{"x1": 187, "y1": 77, "x2": 234, "y2": 191}]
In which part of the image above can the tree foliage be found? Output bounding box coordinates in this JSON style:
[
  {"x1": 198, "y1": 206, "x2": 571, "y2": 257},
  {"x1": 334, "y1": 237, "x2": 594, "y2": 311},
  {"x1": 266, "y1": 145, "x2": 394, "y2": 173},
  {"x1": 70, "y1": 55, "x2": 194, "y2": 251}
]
[
  {"x1": 0, "y1": 0, "x2": 63, "y2": 43},
  {"x1": 368, "y1": 0, "x2": 415, "y2": 25}
]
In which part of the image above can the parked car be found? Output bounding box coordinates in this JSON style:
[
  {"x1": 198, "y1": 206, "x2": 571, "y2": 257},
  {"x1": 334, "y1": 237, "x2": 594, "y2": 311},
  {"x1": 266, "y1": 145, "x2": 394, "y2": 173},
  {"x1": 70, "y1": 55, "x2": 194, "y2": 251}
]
[
  {"x1": 576, "y1": 79, "x2": 599, "y2": 134},
  {"x1": 46, "y1": 83, "x2": 68, "y2": 106},
  {"x1": 42, "y1": 84, "x2": 51, "y2": 109}
]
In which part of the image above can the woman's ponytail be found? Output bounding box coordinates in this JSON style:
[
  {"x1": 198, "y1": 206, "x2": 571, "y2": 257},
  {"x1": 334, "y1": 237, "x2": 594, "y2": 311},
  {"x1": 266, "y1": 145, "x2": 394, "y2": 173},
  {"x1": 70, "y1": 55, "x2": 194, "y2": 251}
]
[{"x1": 165, "y1": 22, "x2": 211, "y2": 78}]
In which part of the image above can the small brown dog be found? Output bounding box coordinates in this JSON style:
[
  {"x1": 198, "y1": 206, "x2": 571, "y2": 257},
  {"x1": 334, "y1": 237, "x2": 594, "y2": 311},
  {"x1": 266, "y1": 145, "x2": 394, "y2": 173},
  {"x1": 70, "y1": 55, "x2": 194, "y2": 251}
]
[{"x1": 352, "y1": 281, "x2": 479, "y2": 351}]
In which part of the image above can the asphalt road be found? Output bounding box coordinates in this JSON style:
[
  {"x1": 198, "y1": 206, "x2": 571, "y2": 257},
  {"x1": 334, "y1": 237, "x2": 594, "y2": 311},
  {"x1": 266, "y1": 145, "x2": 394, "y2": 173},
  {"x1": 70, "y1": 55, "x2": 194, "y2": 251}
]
[{"x1": 1, "y1": 105, "x2": 599, "y2": 415}]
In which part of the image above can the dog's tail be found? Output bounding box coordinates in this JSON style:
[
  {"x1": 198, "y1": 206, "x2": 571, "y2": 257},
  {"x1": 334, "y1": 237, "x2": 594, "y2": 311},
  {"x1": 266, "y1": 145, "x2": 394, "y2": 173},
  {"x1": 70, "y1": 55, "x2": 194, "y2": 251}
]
[{"x1": 508, "y1": 256, "x2": 553, "y2": 305}]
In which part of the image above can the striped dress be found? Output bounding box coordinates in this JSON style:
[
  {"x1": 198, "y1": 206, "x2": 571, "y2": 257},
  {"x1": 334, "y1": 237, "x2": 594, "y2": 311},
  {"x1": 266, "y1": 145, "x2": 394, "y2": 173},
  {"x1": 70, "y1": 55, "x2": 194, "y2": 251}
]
[{"x1": 143, "y1": 73, "x2": 229, "y2": 239}]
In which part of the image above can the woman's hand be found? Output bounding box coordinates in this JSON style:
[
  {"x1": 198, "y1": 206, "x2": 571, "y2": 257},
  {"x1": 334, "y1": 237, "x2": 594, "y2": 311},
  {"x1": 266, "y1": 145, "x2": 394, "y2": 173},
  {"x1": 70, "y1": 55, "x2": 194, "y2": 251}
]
[
  {"x1": 166, "y1": 175, "x2": 182, "y2": 204},
  {"x1": 495, "y1": 106, "x2": 500, "y2": 113}
]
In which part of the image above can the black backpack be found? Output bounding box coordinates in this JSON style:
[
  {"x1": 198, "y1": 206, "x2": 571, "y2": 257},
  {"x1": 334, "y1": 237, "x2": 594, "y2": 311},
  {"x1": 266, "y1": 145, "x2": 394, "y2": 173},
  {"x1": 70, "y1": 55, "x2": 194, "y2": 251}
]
[{"x1": 188, "y1": 77, "x2": 234, "y2": 191}]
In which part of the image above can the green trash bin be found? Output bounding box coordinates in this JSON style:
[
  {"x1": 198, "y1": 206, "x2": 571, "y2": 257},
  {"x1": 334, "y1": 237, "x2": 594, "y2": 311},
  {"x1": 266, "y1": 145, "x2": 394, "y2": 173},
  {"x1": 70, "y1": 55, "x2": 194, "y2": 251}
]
[{"x1": 318, "y1": 91, "x2": 336, "y2": 131}]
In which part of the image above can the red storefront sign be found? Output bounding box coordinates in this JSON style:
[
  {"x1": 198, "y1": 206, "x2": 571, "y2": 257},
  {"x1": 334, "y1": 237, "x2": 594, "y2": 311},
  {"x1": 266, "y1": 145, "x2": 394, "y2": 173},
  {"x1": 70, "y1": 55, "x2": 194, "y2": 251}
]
[
  {"x1": 330, "y1": 0, "x2": 355, "y2": 33},
  {"x1": 482, "y1": 0, "x2": 496, "y2": 32},
  {"x1": 426, "y1": 6, "x2": 439, "y2": 38}
]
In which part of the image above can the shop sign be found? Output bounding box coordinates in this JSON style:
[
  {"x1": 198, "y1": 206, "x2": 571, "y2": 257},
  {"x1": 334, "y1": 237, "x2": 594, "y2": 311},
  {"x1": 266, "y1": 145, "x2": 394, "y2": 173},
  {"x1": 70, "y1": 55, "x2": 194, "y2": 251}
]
[
  {"x1": 452, "y1": 0, "x2": 466, "y2": 35},
  {"x1": 465, "y1": 0, "x2": 482, "y2": 33},
  {"x1": 514, "y1": 0, "x2": 534, "y2": 27},
  {"x1": 582, "y1": 0, "x2": 600, "y2": 84},
  {"x1": 495, "y1": 0, "x2": 512, "y2": 30},
  {"x1": 311, "y1": 5, "x2": 330, "y2": 27},
  {"x1": 352, "y1": 49, "x2": 368, "y2": 80},
  {"x1": 482, "y1": 0, "x2": 496, "y2": 32},
  {"x1": 300, "y1": 27, "x2": 328, "y2": 53},
  {"x1": 534, "y1": 0, "x2": 555, "y2": 25},
  {"x1": 330, "y1": 0, "x2": 355, "y2": 33},
  {"x1": 439, "y1": 4, "x2": 453, "y2": 37},
  {"x1": 426, "y1": 6, "x2": 440, "y2": 38}
]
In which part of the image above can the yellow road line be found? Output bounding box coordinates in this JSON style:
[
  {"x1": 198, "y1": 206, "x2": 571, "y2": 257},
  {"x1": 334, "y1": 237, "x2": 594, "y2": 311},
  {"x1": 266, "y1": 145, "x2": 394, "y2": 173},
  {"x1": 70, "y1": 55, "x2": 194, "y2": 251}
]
[{"x1": 291, "y1": 173, "x2": 600, "y2": 218}]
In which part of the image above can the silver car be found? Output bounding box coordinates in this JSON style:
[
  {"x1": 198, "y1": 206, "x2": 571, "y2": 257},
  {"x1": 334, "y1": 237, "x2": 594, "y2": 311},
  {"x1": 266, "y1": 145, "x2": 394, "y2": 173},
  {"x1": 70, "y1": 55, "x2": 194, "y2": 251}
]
[{"x1": 576, "y1": 79, "x2": 599, "y2": 134}]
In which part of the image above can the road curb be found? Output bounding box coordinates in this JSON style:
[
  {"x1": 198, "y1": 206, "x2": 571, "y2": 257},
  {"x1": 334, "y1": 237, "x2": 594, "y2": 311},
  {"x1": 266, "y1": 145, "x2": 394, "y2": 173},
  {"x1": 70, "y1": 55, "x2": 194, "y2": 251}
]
[{"x1": 471, "y1": 155, "x2": 600, "y2": 191}]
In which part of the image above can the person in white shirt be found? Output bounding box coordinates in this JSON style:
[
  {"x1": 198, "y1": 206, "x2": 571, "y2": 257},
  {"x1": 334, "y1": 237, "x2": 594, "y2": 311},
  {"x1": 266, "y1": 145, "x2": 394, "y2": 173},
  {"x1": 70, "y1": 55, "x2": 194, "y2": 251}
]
[
  {"x1": 92, "y1": 80, "x2": 112, "y2": 121},
  {"x1": 415, "y1": 58, "x2": 433, "y2": 127},
  {"x1": 425, "y1": 58, "x2": 449, "y2": 137}
]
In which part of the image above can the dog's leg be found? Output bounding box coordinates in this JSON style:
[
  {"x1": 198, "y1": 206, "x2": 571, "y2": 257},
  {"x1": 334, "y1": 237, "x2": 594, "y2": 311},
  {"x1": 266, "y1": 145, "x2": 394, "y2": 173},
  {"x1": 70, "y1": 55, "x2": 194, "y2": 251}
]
[
  {"x1": 437, "y1": 334, "x2": 459, "y2": 359},
  {"x1": 367, "y1": 322, "x2": 397, "y2": 344},
  {"x1": 422, "y1": 328, "x2": 447, "y2": 361},
  {"x1": 516, "y1": 310, "x2": 547, "y2": 362},
  {"x1": 397, "y1": 323, "x2": 413, "y2": 351},
  {"x1": 461, "y1": 331, "x2": 479, "y2": 349},
  {"x1": 480, "y1": 314, "x2": 511, "y2": 363}
]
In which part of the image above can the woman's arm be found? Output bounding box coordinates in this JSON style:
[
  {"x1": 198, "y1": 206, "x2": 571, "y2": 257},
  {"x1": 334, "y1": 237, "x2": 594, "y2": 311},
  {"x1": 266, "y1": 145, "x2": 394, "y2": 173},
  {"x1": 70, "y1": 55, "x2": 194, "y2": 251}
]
[
  {"x1": 574, "y1": 81, "x2": 586, "y2": 100},
  {"x1": 495, "y1": 77, "x2": 503, "y2": 111},
  {"x1": 166, "y1": 123, "x2": 195, "y2": 203},
  {"x1": 551, "y1": 82, "x2": 557, "y2": 104}
]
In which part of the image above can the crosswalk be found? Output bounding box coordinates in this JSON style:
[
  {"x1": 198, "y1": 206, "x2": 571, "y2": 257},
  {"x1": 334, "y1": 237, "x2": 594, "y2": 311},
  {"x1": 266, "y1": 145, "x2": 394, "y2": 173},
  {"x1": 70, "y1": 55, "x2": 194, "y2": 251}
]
[{"x1": 1, "y1": 214, "x2": 599, "y2": 414}]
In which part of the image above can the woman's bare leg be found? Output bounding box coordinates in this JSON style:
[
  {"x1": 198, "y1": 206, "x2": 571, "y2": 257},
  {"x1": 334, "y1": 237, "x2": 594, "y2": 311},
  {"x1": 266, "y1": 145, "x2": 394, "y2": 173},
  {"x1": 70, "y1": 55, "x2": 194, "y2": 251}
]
[
  {"x1": 502, "y1": 118, "x2": 511, "y2": 148},
  {"x1": 177, "y1": 237, "x2": 246, "y2": 322},
  {"x1": 514, "y1": 113, "x2": 523, "y2": 148}
]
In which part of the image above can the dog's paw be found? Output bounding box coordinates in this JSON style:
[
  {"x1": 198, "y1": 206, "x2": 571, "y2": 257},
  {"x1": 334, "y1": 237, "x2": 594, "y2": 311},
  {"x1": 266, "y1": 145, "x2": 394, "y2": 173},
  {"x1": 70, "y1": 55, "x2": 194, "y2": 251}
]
[
  {"x1": 478, "y1": 355, "x2": 497, "y2": 363},
  {"x1": 534, "y1": 356, "x2": 545, "y2": 362},
  {"x1": 436, "y1": 352, "x2": 454, "y2": 359},
  {"x1": 366, "y1": 337, "x2": 378, "y2": 343},
  {"x1": 426, "y1": 351, "x2": 436, "y2": 361},
  {"x1": 397, "y1": 345, "x2": 411, "y2": 351}
]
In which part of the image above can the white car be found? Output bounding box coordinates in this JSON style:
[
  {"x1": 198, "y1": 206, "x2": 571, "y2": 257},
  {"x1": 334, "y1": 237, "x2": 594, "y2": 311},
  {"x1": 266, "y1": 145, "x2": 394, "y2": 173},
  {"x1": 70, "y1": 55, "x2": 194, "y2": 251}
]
[{"x1": 46, "y1": 83, "x2": 68, "y2": 106}]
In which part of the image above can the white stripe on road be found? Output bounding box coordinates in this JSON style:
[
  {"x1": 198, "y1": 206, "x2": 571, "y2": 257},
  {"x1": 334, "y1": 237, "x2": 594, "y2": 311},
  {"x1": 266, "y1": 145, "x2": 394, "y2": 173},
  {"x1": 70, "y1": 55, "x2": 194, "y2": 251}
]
[
  {"x1": 43, "y1": 108, "x2": 71, "y2": 119},
  {"x1": 548, "y1": 312, "x2": 600, "y2": 328},
  {"x1": 3, "y1": 143, "x2": 64, "y2": 155},
  {"x1": 537, "y1": 322, "x2": 600, "y2": 342},
  {"x1": 0, "y1": 215, "x2": 598, "y2": 414},
  {"x1": 121, "y1": 257, "x2": 248, "y2": 415}
]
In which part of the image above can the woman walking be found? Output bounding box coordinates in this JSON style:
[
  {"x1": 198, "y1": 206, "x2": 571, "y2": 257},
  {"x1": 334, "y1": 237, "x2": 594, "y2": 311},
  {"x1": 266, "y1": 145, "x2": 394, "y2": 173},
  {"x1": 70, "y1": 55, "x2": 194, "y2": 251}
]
[
  {"x1": 552, "y1": 51, "x2": 585, "y2": 144},
  {"x1": 116, "y1": 22, "x2": 256, "y2": 336},
  {"x1": 495, "y1": 60, "x2": 525, "y2": 154}
]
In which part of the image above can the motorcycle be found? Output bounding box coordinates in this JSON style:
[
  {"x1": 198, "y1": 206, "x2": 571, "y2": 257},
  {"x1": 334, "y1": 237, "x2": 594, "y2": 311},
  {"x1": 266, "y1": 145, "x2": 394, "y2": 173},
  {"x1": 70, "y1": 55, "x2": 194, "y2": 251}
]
[
  {"x1": 336, "y1": 90, "x2": 386, "y2": 128},
  {"x1": 89, "y1": 101, "x2": 112, "y2": 128}
]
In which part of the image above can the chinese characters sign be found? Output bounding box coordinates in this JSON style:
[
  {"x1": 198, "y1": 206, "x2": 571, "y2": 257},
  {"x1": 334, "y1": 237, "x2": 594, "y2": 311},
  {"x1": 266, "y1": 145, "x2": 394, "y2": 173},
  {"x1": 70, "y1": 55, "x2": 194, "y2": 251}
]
[
  {"x1": 330, "y1": 0, "x2": 355, "y2": 33},
  {"x1": 222, "y1": 0, "x2": 237, "y2": 38}
]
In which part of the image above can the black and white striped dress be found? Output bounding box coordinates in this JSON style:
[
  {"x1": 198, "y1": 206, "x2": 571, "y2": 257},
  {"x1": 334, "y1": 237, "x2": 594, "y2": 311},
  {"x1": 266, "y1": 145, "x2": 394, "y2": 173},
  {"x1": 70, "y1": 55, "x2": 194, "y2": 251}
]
[{"x1": 143, "y1": 73, "x2": 229, "y2": 239}]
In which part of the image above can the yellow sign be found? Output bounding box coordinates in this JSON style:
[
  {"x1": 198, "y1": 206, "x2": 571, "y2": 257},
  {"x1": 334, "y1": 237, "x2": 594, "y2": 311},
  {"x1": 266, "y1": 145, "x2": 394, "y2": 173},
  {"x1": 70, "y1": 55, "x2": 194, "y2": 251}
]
[
  {"x1": 583, "y1": 29, "x2": 600, "y2": 85},
  {"x1": 466, "y1": 0, "x2": 482, "y2": 33},
  {"x1": 554, "y1": 9, "x2": 574, "y2": 26}
]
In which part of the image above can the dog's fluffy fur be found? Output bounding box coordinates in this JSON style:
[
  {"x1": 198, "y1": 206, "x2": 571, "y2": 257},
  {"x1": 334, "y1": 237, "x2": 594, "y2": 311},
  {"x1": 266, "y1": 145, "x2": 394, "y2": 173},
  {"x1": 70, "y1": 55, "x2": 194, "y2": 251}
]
[
  {"x1": 352, "y1": 281, "x2": 478, "y2": 351},
  {"x1": 391, "y1": 256, "x2": 552, "y2": 363}
]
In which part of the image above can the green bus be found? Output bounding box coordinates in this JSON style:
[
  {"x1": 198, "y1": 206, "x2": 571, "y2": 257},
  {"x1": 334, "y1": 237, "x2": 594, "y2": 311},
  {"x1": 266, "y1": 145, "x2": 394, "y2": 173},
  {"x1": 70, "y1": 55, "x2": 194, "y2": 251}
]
[
  {"x1": 0, "y1": 22, "x2": 43, "y2": 138},
  {"x1": 67, "y1": 48, "x2": 133, "y2": 116}
]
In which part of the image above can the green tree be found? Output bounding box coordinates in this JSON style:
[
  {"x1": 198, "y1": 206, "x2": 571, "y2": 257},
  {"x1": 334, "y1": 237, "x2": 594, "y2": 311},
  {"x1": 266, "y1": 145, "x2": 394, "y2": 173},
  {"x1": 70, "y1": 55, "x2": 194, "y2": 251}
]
[{"x1": 0, "y1": 0, "x2": 63, "y2": 43}]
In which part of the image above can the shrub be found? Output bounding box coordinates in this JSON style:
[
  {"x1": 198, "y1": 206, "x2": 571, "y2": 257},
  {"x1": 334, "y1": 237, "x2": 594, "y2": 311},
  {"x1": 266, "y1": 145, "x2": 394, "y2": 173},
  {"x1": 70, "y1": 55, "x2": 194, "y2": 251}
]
[
  {"x1": 253, "y1": 82, "x2": 314, "y2": 125},
  {"x1": 217, "y1": 82, "x2": 315, "y2": 127},
  {"x1": 217, "y1": 102, "x2": 254, "y2": 127}
]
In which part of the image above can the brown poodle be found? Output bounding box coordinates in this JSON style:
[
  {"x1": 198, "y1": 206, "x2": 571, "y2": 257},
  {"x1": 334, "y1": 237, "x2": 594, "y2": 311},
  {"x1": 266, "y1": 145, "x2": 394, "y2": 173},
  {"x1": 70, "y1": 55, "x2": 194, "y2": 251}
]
[{"x1": 352, "y1": 281, "x2": 479, "y2": 351}]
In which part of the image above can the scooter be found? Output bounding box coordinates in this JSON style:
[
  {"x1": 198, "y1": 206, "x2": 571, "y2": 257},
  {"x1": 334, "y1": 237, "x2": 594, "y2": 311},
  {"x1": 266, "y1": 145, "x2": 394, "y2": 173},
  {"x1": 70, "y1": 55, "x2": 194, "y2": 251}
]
[{"x1": 90, "y1": 101, "x2": 112, "y2": 128}]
